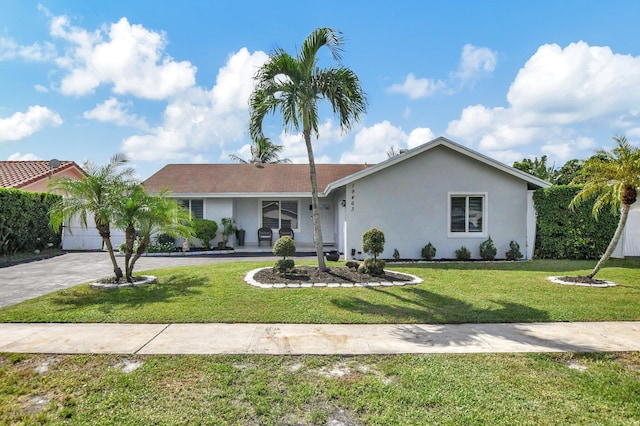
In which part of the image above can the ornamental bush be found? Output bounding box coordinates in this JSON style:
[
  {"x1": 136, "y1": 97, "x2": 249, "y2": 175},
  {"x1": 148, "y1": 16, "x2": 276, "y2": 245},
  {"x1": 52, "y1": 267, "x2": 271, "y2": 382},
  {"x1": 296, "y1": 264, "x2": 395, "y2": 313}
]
[
  {"x1": 362, "y1": 228, "x2": 385, "y2": 261},
  {"x1": 455, "y1": 246, "x2": 471, "y2": 260},
  {"x1": 361, "y1": 257, "x2": 386, "y2": 276},
  {"x1": 505, "y1": 240, "x2": 523, "y2": 260},
  {"x1": 273, "y1": 236, "x2": 296, "y2": 272},
  {"x1": 193, "y1": 218, "x2": 218, "y2": 249},
  {"x1": 479, "y1": 236, "x2": 497, "y2": 260},
  {"x1": 421, "y1": 242, "x2": 436, "y2": 260},
  {"x1": 533, "y1": 186, "x2": 618, "y2": 259}
]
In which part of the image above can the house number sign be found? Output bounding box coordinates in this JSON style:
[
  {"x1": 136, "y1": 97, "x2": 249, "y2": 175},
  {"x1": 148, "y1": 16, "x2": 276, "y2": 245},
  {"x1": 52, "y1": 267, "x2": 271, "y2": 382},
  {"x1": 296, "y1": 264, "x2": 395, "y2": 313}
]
[{"x1": 350, "y1": 183, "x2": 356, "y2": 212}]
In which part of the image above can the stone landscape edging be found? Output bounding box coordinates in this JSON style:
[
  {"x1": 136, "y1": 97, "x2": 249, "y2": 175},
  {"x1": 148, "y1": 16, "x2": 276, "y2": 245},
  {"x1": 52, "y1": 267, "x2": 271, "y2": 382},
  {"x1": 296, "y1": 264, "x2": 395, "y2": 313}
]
[
  {"x1": 90, "y1": 275, "x2": 157, "y2": 289},
  {"x1": 547, "y1": 276, "x2": 617, "y2": 288},
  {"x1": 244, "y1": 267, "x2": 423, "y2": 289}
]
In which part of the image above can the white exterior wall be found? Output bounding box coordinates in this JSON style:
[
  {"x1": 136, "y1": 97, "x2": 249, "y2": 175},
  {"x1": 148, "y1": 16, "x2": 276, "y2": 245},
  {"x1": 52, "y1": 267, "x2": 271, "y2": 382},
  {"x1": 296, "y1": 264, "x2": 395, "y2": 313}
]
[
  {"x1": 343, "y1": 146, "x2": 530, "y2": 260},
  {"x1": 62, "y1": 216, "x2": 125, "y2": 251},
  {"x1": 203, "y1": 198, "x2": 233, "y2": 246},
  {"x1": 612, "y1": 200, "x2": 640, "y2": 258}
]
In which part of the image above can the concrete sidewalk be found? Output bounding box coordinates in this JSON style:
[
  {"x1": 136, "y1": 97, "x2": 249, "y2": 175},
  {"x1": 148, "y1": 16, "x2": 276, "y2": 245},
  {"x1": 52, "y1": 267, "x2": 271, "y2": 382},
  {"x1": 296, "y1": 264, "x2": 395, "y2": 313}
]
[{"x1": 1, "y1": 321, "x2": 639, "y2": 355}]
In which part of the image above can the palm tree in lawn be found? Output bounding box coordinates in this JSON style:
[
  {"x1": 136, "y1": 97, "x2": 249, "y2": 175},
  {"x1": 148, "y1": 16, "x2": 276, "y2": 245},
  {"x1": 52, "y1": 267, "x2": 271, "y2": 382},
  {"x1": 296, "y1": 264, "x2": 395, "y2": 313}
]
[
  {"x1": 229, "y1": 136, "x2": 291, "y2": 164},
  {"x1": 49, "y1": 153, "x2": 136, "y2": 280},
  {"x1": 249, "y1": 27, "x2": 367, "y2": 271},
  {"x1": 115, "y1": 186, "x2": 194, "y2": 282},
  {"x1": 569, "y1": 135, "x2": 640, "y2": 279}
]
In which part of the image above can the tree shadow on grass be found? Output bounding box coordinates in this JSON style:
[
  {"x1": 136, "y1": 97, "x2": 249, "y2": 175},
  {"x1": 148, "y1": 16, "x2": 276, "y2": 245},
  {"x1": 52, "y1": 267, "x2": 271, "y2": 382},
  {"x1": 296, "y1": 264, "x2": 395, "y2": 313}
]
[
  {"x1": 332, "y1": 287, "x2": 608, "y2": 352},
  {"x1": 51, "y1": 274, "x2": 206, "y2": 310},
  {"x1": 331, "y1": 286, "x2": 551, "y2": 324}
]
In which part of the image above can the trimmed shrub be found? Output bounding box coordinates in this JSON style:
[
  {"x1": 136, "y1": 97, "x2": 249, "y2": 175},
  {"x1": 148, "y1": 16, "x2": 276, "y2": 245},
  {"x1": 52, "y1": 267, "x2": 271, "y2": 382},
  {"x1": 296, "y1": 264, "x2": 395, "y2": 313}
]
[
  {"x1": 479, "y1": 236, "x2": 497, "y2": 260},
  {"x1": 455, "y1": 246, "x2": 471, "y2": 260},
  {"x1": 273, "y1": 236, "x2": 296, "y2": 272},
  {"x1": 362, "y1": 228, "x2": 385, "y2": 261},
  {"x1": 155, "y1": 233, "x2": 175, "y2": 245},
  {"x1": 273, "y1": 236, "x2": 296, "y2": 259},
  {"x1": 533, "y1": 186, "x2": 618, "y2": 259},
  {"x1": 193, "y1": 218, "x2": 218, "y2": 249},
  {"x1": 361, "y1": 257, "x2": 386, "y2": 276},
  {"x1": 0, "y1": 188, "x2": 61, "y2": 255},
  {"x1": 148, "y1": 234, "x2": 176, "y2": 253},
  {"x1": 505, "y1": 240, "x2": 523, "y2": 261},
  {"x1": 421, "y1": 242, "x2": 436, "y2": 260},
  {"x1": 275, "y1": 259, "x2": 295, "y2": 273}
]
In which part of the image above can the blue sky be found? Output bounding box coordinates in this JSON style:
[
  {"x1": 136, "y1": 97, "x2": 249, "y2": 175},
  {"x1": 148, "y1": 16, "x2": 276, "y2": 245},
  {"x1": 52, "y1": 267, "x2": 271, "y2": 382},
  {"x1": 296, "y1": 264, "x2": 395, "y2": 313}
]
[{"x1": 2, "y1": 1, "x2": 640, "y2": 179}]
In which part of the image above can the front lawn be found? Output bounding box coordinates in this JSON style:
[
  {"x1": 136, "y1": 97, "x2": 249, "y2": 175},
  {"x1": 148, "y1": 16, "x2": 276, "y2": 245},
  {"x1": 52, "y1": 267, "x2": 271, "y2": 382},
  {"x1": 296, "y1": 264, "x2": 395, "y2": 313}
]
[
  {"x1": 0, "y1": 258, "x2": 638, "y2": 324},
  {"x1": 2, "y1": 352, "x2": 639, "y2": 425}
]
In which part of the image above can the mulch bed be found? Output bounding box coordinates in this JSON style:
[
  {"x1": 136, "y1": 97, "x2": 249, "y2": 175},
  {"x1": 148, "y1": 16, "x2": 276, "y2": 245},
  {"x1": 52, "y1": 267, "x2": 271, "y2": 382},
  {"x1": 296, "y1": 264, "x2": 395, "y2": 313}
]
[
  {"x1": 556, "y1": 275, "x2": 608, "y2": 285},
  {"x1": 253, "y1": 265, "x2": 413, "y2": 284}
]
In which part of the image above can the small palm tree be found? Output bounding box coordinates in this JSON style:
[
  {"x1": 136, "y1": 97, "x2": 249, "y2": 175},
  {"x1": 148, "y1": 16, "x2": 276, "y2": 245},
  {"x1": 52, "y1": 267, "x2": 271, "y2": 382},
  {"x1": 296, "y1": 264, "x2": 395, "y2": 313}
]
[
  {"x1": 249, "y1": 27, "x2": 367, "y2": 271},
  {"x1": 569, "y1": 135, "x2": 640, "y2": 279},
  {"x1": 115, "y1": 187, "x2": 194, "y2": 281},
  {"x1": 229, "y1": 136, "x2": 291, "y2": 164},
  {"x1": 49, "y1": 153, "x2": 136, "y2": 280}
]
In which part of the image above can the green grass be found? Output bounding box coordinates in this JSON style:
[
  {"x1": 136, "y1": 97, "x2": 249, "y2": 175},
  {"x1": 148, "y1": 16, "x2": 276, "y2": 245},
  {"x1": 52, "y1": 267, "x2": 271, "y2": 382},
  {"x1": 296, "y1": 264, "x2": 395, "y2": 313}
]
[
  {"x1": 1, "y1": 352, "x2": 639, "y2": 425},
  {"x1": 0, "y1": 258, "x2": 639, "y2": 324}
]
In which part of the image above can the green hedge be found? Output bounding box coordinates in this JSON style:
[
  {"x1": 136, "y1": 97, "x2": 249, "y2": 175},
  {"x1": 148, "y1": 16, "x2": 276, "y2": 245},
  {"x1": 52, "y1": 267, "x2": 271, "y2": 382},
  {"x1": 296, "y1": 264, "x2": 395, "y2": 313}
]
[
  {"x1": 533, "y1": 185, "x2": 618, "y2": 259},
  {"x1": 0, "y1": 188, "x2": 61, "y2": 255}
]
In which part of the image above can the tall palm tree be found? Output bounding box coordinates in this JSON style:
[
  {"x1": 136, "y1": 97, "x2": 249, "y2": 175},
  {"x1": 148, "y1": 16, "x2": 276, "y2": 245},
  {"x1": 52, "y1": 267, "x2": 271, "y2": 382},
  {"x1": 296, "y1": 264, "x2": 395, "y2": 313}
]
[
  {"x1": 569, "y1": 135, "x2": 640, "y2": 279},
  {"x1": 48, "y1": 153, "x2": 136, "y2": 280},
  {"x1": 249, "y1": 27, "x2": 367, "y2": 271},
  {"x1": 229, "y1": 136, "x2": 291, "y2": 164}
]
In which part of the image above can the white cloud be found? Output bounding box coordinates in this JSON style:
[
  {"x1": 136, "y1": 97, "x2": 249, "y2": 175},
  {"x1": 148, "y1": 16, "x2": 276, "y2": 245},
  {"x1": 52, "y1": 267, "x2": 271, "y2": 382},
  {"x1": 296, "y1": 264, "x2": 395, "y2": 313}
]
[
  {"x1": 8, "y1": 152, "x2": 42, "y2": 161},
  {"x1": 0, "y1": 106, "x2": 63, "y2": 142},
  {"x1": 279, "y1": 119, "x2": 345, "y2": 163},
  {"x1": 447, "y1": 41, "x2": 640, "y2": 163},
  {"x1": 340, "y1": 121, "x2": 407, "y2": 163},
  {"x1": 34, "y1": 84, "x2": 49, "y2": 93},
  {"x1": 388, "y1": 45, "x2": 496, "y2": 99},
  {"x1": 454, "y1": 44, "x2": 497, "y2": 83},
  {"x1": 0, "y1": 36, "x2": 56, "y2": 61},
  {"x1": 122, "y1": 49, "x2": 268, "y2": 161},
  {"x1": 387, "y1": 73, "x2": 445, "y2": 99},
  {"x1": 51, "y1": 15, "x2": 196, "y2": 99},
  {"x1": 83, "y1": 97, "x2": 148, "y2": 129},
  {"x1": 407, "y1": 127, "x2": 435, "y2": 149}
]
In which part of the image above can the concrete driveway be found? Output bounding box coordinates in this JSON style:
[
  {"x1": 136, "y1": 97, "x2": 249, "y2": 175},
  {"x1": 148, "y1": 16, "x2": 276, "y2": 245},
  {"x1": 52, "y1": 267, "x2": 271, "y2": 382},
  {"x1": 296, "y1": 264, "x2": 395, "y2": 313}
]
[{"x1": 0, "y1": 251, "x2": 275, "y2": 308}]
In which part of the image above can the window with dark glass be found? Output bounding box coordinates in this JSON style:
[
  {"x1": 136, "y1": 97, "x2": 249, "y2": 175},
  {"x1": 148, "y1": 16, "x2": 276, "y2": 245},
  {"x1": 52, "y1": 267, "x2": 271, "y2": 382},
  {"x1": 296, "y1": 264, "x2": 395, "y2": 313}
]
[
  {"x1": 262, "y1": 200, "x2": 298, "y2": 229},
  {"x1": 178, "y1": 199, "x2": 204, "y2": 219},
  {"x1": 450, "y1": 195, "x2": 484, "y2": 233}
]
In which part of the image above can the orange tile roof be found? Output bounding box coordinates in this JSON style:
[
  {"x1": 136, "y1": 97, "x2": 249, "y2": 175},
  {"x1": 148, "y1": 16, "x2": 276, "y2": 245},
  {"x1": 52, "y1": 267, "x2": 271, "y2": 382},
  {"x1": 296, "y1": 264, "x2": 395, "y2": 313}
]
[
  {"x1": 143, "y1": 163, "x2": 370, "y2": 194},
  {"x1": 0, "y1": 161, "x2": 81, "y2": 189}
]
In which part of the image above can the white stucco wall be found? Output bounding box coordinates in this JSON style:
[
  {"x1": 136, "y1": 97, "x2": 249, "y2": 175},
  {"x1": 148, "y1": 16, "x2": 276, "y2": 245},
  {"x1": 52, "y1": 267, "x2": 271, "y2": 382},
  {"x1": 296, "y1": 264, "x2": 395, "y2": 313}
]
[
  {"x1": 62, "y1": 216, "x2": 125, "y2": 251},
  {"x1": 612, "y1": 200, "x2": 640, "y2": 258},
  {"x1": 342, "y1": 145, "x2": 531, "y2": 260}
]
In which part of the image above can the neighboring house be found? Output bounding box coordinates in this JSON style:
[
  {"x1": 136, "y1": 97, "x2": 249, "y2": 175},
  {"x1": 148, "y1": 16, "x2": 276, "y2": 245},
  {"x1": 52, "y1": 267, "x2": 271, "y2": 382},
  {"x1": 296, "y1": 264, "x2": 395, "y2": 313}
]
[
  {"x1": 144, "y1": 137, "x2": 552, "y2": 259},
  {"x1": 0, "y1": 160, "x2": 84, "y2": 192},
  {"x1": 0, "y1": 160, "x2": 123, "y2": 251}
]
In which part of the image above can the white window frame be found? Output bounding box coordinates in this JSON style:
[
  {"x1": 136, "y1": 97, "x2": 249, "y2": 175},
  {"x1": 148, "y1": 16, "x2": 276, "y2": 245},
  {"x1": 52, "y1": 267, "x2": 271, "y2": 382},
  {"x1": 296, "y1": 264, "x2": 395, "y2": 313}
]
[
  {"x1": 260, "y1": 199, "x2": 300, "y2": 231},
  {"x1": 447, "y1": 192, "x2": 488, "y2": 238}
]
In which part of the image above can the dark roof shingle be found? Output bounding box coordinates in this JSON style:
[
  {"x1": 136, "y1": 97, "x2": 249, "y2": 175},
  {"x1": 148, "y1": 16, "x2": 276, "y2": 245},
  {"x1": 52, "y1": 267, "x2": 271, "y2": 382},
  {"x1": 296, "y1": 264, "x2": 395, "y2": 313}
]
[{"x1": 143, "y1": 163, "x2": 370, "y2": 194}]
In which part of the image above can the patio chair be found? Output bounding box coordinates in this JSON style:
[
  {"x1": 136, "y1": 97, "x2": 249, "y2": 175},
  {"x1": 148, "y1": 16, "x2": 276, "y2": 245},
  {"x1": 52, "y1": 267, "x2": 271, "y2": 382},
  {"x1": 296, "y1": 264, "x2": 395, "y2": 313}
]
[
  {"x1": 278, "y1": 227, "x2": 294, "y2": 240},
  {"x1": 257, "y1": 227, "x2": 273, "y2": 246}
]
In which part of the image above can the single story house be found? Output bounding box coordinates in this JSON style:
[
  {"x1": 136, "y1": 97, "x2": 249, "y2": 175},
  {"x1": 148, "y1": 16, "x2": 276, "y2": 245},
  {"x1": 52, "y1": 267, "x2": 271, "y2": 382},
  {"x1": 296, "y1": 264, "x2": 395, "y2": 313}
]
[{"x1": 143, "y1": 137, "x2": 553, "y2": 259}]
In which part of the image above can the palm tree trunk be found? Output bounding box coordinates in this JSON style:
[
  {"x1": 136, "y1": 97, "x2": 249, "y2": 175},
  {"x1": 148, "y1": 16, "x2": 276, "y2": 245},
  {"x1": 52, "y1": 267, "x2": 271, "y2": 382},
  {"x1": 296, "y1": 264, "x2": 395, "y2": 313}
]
[
  {"x1": 128, "y1": 235, "x2": 150, "y2": 280},
  {"x1": 124, "y1": 224, "x2": 136, "y2": 282},
  {"x1": 95, "y1": 219, "x2": 123, "y2": 279},
  {"x1": 303, "y1": 129, "x2": 328, "y2": 272},
  {"x1": 587, "y1": 204, "x2": 630, "y2": 279}
]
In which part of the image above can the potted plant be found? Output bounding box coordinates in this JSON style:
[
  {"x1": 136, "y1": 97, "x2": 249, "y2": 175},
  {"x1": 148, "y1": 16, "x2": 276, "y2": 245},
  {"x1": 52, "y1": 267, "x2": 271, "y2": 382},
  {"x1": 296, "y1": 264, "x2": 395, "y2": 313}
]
[{"x1": 219, "y1": 217, "x2": 237, "y2": 249}]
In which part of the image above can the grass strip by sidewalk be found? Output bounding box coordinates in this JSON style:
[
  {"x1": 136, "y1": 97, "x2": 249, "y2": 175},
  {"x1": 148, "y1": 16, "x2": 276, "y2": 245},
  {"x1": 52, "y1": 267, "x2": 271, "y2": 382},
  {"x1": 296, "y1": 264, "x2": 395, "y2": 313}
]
[
  {"x1": 1, "y1": 352, "x2": 639, "y2": 425},
  {"x1": 0, "y1": 258, "x2": 638, "y2": 324}
]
